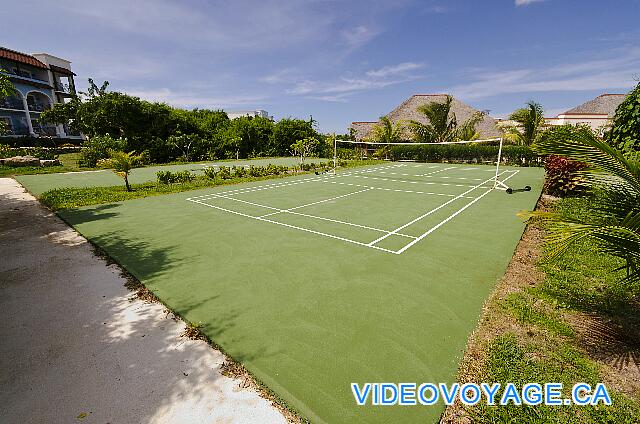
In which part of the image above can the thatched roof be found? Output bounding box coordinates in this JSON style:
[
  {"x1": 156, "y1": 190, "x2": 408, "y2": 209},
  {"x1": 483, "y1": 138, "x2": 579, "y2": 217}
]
[
  {"x1": 350, "y1": 94, "x2": 501, "y2": 141},
  {"x1": 564, "y1": 93, "x2": 626, "y2": 116},
  {"x1": 350, "y1": 122, "x2": 377, "y2": 141}
]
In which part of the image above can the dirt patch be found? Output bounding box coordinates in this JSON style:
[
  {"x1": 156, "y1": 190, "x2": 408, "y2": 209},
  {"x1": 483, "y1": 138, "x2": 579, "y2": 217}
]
[{"x1": 567, "y1": 312, "x2": 640, "y2": 398}]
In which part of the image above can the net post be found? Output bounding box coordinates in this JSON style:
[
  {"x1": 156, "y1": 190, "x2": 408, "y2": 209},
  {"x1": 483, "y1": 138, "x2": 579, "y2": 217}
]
[
  {"x1": 333, "y1": 133, "x2": 337, "y2": 175},
  {"x1": 493, "y1": 137, "x2": 503, "y2": 189}
]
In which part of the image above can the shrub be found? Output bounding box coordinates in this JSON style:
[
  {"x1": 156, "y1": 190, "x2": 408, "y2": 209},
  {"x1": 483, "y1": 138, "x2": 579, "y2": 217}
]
[
  {"x1": 0, "y1": 144, "x2": 12, "y2": 158},
  {"x1": 231, "y1": 166, "x2": 246, "y2": 178},
  {"x1": 386, "y1": 143, "x2": 540, "y2": 166},
  {"x1": 79, "y1": 134, "x2": 127, "y2": 167},
  {"x1": 543, "y1": 155, "x2": 587, "y2": 197},
  {"x1": 156, "y1": 171, "x2": 173, "y2": 184},
  {"x1": 156, "y1": 170, "x2": 197, "y2": 184},
  {"x1": 203, "y1": 166, "x2": 218, "y2": 179},
  {"x1": 217, "y1": 166, "x2": 232, "y2": 179},
  {"x1": 247, "y1": 165, "x2": 264, "y2": 177}
]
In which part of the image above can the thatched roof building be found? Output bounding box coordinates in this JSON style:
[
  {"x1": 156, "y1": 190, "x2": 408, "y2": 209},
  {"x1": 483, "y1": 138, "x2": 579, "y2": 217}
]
[{"x1": 350, "y1": 94, "x2": 501, "y2": 141}]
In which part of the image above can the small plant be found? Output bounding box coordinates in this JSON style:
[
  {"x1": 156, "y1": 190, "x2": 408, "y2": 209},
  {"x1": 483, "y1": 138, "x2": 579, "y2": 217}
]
[
  {"x1": 217, "y1": 166, "x2": 232, "y2": 179},
  {"x1": 156, "y1": 170, "x2": 173, "y2": 184},
  {"x1": 543, "y1": 155, "x2": 587, "y2": 197},
  {"x1": 174, "y1": 170, "x2": 196, "y2": 183},
  {"x1": 155, "y1": 170, "x2": 196, "y2": 184},
  {"x1": 203, "y1": 166, "x2": 218, "y2": 179},
  {"x1": 97, "y1": 149, "x2": 144, "y2": 191},
  {"x1": 247, "y1": 165, "x2": 264, "y2": 177},
  {"x1": 232, "y1": 166, "x2": 247, "y2": 178},
  {"x1": 181, "y1": 322, "x2": 204, "y2": 340}
]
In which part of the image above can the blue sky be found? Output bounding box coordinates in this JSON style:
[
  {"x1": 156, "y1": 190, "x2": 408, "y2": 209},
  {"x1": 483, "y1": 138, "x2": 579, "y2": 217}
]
[{"x1": 3, "y1": 0, "x2": 640, "y2": 132}]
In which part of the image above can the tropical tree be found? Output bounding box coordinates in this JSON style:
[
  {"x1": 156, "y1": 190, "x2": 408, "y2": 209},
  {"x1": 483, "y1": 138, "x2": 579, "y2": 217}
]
[
  {"x1": 456, "y1": 112, "x2": 485, "y2": 141},
  {"x1": 504, "y1": 101, "x2": 545, "y2": 146},
  {"x1": 0, "y1": 72, "x2": 15, "y2": 134},
  {"x1": 409, "y1": 95, "x2": 484, "y2": 143},
  {"x1": 98, "y1": 149, "x2": 144, "y2": 192},
  {"x1": 525, "y1": 127, "x2": 640, "y2": 283},
  {"x1": 607, "y1": 82, "x2": 640, "y2": 153},
  {"x1": 367, "y1": 116, "x2": 405, "y2": 159},
  {"x1": 0, "y1": 72, "x2": 13, "y2": 98}
]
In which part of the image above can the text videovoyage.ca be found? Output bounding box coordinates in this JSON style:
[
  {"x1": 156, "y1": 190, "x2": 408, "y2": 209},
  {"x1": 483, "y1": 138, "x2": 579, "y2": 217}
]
[{"x1": 351, "y1": 382, "x2": 612, "y2": 407}]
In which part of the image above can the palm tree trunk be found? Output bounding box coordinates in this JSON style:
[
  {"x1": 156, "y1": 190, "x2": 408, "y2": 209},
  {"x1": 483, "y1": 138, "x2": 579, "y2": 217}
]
[{"x1": 124, "y1": 175, "x2": 131, "y2": 192}]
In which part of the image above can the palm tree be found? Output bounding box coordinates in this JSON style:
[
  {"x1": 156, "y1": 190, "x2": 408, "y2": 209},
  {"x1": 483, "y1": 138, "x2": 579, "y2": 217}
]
[
  {"x1": 504, "y1": 101, "x2": 545, "y2": 145},
  {"x1": 367, "y1": 116, "x2": 404, "y2": 159},
  {"x1": 409, "y1": 95, "x2": 484, "y2": 143},
  {"x1": 409, "y1": 96, "x2": 457, "y2": 143},
  {"x1": 456, "y1": 112, "x2": 484, "y2": 141},
  {"x1": 524, "y1": 127, "x2": 640, "y2": 283},
  {"x1": 99, "y1": 149, "x2": 144, "y2": 192}
]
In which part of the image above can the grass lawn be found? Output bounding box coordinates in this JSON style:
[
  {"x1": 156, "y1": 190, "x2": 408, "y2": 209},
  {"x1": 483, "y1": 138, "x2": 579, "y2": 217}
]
[
  {"x1": 56, "y1": 163, "x2": 543, "y2": 423},
  {"x1": 445, "y1": 196, "x2": 640, "y2": 423},
  {"x1": 16, "y1": 156, "x2": 328, "y2": 196}
]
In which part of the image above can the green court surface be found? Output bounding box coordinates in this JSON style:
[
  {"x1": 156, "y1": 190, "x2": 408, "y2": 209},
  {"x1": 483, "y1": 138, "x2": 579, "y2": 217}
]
[
  {"x1": 16, "y1": 156, "x2": 325, "y2": 196},
  {"x1": 58, "y1": 163, "x2": 543, "y2": 423}
]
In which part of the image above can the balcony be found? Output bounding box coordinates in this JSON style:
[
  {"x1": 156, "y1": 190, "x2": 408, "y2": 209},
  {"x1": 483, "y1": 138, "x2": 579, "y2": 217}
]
[
  {"x1": 32, "y1": 123, "x2": 58, "y2": 137},
  {"x1": 54, "y1": 81, "x2": 73, "y2": 94},
  {"x1": 0, "y1": 97, "x2": 24, "y2": 111},
  {"x1": 3, "y1": 126, "x2": 31, "y2": 136},
  {"x1": 0, "y1": 70, "x2": 51, "y2": 88},
  {"x1": 27, "y1": 103, "x2": 51, "y2": 112}
]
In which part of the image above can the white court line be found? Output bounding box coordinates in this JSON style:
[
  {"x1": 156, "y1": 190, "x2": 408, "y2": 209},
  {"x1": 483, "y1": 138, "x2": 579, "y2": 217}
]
[
  {"x1": 320, "y1": 180, "x2": 478, "y2": 198},
  {"x1": 348, "y1": 174, "x2": 480, "y2": 188},
  {"x1": 367, "y1": 170, "x2": 513, "y2": 247},
  {"x1": 189, "y1": 163, "x2": 464, "y2": 202},
  {"x1": 415, "y1": 166, "x2": 457, "y2": 177},
  {"x1": 186, "y1": 163, "x2": 399, "y2": 201},
  {"x1": 187, "y1": 199, "x2": 398, "y2": 254},
  {"x1": 200, "y1": 191, "x2": 417, "y2": 238},
  {"x1": 375, "y1": 171, "x2": 483, "y2": 182},
  {"x1": 187, "y1": 166, "x2": 521, "y2": 254},
  {"x1": 395, "y1": 171, "x2": 520, "y2": 254},
  {"x1": 259, "y1": 188, "x2": 372, "y2": 218}
]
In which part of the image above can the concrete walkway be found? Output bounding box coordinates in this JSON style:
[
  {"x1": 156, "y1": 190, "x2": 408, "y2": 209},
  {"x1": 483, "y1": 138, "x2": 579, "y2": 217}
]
[{"x1": 0, "y1": 178, "x2": 286, "y2": 424}]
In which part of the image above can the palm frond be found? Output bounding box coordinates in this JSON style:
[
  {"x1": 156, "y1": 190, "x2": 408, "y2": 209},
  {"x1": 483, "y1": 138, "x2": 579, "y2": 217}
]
[{"x1": 535, "y1": 126, "x2": 640, "y2": 193}]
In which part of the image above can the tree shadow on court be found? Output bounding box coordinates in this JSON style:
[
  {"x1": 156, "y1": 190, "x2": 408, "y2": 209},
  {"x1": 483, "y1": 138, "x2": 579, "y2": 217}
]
[{"x1": 58, "y1": 203, "x2": 121, "y2": 225}]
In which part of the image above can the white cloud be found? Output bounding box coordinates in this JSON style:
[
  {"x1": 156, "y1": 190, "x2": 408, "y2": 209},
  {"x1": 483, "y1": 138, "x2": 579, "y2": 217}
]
[
  {"x1": 124, "y1": 87, "x2": 266, "y2": 109},
  {"x1": 54, "y1": 0, "x2": 334, "y2": 51},
  {"x1": 515, "y1": 0, "x2": 545, "y2": 6},
  {"x1": 285, "y1": 62, "x2": 425, "y2": 101},
  {"x1": 341, "y1": 25, "x2": 381, "y2": 50},
  {"x1": 447, "y1": 47, "x2": 640, "y2": 100},
  {"x1": 366, "y1": 62, "x2": 424, "y2": 78},
  {"x1": 259, "y1": 68, "x2": 300, "y2": 84}
]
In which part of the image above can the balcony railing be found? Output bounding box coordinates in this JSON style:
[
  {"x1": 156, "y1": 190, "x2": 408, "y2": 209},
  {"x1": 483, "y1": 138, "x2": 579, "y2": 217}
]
[
  {"x1": 0, "y1": 97, "x2": 24, "y2": 110},
  {"x1": 32, "y1": 124, "x2": 58, "y2": 137},
  {"x1": 1, "y1": 69, "x2": 49, "y2": 84},
  {"x1": 54, "y1": 81, "x2": 72, "y2": 93},
  {"x1": 3, "y1": 126, "x2": 30, "y2": 136},
  {"x1": 27, "y1": 103, "x2": 51, "y2": 112}
]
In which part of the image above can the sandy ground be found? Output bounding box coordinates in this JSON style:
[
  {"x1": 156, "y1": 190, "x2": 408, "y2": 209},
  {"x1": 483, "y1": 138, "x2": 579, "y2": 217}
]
[{"x1": 0, "y1": 178, "x2": 286, "y2": 424}]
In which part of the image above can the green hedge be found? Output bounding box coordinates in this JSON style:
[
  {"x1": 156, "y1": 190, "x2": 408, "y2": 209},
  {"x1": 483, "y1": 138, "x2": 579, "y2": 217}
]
[{"x1": 388, "y1": 144, "x2": 541, "y2": 166}]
